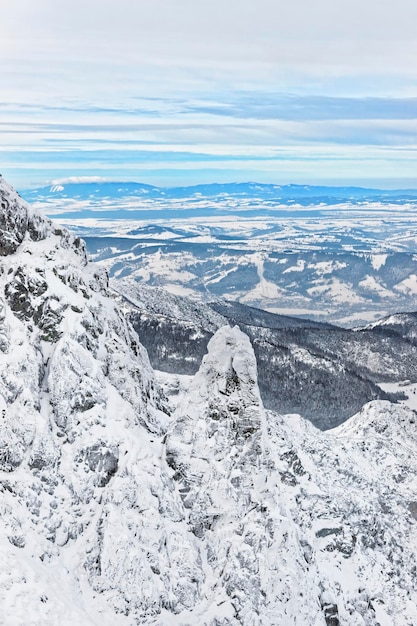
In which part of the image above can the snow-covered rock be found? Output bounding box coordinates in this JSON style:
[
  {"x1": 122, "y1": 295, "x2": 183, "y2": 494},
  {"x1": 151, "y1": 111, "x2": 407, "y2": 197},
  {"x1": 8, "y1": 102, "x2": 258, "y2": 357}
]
[
  {"x1": 1, "y1": 174, "x2": 417, "y2": 625},
  {"x1": 165, "y1": 326, "x2": 325, "y2": 625},
  {"x1": 0, "y1": 175, "x2": 202, "y2": 623}
]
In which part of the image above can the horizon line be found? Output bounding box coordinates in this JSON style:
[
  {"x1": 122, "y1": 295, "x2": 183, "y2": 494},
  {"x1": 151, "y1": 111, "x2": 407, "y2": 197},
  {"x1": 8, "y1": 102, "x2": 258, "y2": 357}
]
[{"x1": 17, "y1": 177, "x2": 417, "y2": 193}]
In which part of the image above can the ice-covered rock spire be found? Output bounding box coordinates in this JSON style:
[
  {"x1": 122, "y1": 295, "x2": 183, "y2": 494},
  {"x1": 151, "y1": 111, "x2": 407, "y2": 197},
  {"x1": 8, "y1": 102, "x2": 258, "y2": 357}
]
[
  {"x1": 166, "y1": 325, "x2": 270, "y2": 622},
  {"x1": 166, "y1": 325, "x2": 265, "y2": 522}
]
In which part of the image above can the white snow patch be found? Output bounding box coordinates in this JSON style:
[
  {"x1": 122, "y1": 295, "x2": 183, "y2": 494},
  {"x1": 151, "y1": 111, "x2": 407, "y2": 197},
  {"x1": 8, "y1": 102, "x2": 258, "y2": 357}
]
[
  {"x1": 394, "y1": 274, "x2": 417, "y2": 294},
  {"x1": 371, "y1": 253, "x2": 388, "y2": 270}
]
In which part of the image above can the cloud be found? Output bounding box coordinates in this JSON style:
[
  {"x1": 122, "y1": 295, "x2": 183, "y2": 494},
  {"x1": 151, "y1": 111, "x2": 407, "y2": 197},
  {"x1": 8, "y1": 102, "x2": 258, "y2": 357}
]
[
  {"x1": 2, "y1": 0, "x2": 417, "y2": 97},
  {"x1": 182, "y1": 94, "x2": 417, "y2": 122},
  {"x1": 0, "y1": 0, "x2": 416, "y2": 189},
  {"x1": 50, "y1": 176, "x2": 110, "y2": 185},
  {"x1": 2, "y1": 93, "x2": 417, "y2": 123}
]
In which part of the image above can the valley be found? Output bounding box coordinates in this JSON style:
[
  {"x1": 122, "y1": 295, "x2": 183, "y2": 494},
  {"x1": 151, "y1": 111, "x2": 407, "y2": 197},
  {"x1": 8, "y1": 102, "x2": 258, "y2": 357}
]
[{"x1": 23, "y1": 181, "x2": 417, "y2": 327}]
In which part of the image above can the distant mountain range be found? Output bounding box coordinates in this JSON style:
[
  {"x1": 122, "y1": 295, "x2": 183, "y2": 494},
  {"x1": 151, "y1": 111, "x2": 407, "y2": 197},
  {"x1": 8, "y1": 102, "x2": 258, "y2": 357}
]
[{"x1": 21, "y1": 180, "x2": 417, "y2": 206}]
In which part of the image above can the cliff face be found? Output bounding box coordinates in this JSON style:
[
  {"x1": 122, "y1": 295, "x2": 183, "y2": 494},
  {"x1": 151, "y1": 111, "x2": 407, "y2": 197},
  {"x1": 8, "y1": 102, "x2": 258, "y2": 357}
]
[
  {"x1": 0, "y1": 174, "x2": 200, "y2": 624},
  {"x1": 1, "y1": 175, "x2": 417, "y2": 626}
]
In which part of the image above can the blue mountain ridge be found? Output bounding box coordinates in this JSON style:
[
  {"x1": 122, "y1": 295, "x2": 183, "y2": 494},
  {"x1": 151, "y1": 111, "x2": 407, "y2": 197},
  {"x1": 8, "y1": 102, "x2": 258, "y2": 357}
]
[{"x1": 21, "y1": 181, "x2": 417, "y2": 204}]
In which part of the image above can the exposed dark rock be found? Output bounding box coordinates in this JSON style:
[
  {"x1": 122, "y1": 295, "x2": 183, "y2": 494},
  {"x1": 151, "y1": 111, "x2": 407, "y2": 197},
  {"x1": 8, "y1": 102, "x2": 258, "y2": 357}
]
[{"x1": 83, "y1": 443, "x2": 119, "y2": 487}]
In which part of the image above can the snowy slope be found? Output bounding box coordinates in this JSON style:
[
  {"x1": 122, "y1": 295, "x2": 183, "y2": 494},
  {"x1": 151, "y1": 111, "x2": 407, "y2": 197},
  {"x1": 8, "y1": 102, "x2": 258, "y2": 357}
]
[
  {"x1": 1, "y1": 175, "x2": 417, "y2": 625},
  {"x1": 95, "y1": 242, "x2": 417, "y2": 328},
  {"x1": 0, "y1": 175, "x2": 202, "y2": 623}
]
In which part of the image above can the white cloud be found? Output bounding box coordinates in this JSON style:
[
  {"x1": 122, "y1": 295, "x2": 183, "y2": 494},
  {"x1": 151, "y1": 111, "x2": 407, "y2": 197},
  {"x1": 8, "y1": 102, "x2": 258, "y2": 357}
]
[
  {"x1": 0, "y1": 0, "x2": 416, "y2": 188},
  {"x1": 50, "y1": 176, "x2": 110, "y2": 185},
  {"x1": 2, "y1": 0, "x2": 417, "y2": 88}
]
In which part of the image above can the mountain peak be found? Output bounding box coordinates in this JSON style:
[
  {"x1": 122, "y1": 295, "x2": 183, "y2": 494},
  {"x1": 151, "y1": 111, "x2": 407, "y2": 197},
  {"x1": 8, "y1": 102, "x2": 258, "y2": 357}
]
[
  {"x1": 167, "y1": 325, "x2": 264, "y2": 457},
  {"x1": 191, "y1": 324, "x2": 261, "y2": 408},
  {"x1": 0, "y1": 175, "x2": 87, "y2": 263}
]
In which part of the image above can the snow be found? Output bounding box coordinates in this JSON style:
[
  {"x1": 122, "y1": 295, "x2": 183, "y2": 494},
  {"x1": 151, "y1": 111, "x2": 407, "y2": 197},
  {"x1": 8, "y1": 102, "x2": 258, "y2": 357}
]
[
  {"x1": 307, "y1": 277, "x2": 364, "y2": 304},
  {"x1": 154, "y1": 371, "x2": 194, "y2": 411},
  {"x1": 358, "y1": 274, "x2": 393, "y2": 297},
  {"x1": 240, "y1": 278, "x2": 282, "y2": 302},
  {"x1": 267, "y1": 305, "x2": 328, "y2": 317},
  {"x1": 394, "y1": 273, "x2": 417, "y2": 294},
  {"x1": 283, "y1": 259, "x2": 305, "y2": 273},
  {"x1": 310, "y1": 260, "x2": 348, "y2": 275},
  {"x1": 370, "y1": 253, "x2": 388, "y2": 271},
  {"x1": 379, "y1": 380, "x2": 417, "y2": 412},
  {"x1": 240, "y1": 252, "x2": 284, "y2": 301},
  {"x1": 1, "y1": 174, "x2": 417, "y2": 625}
]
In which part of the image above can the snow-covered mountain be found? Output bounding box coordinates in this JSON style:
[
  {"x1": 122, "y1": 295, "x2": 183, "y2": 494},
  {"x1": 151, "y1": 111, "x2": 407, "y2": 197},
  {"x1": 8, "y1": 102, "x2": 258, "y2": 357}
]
[
  {"x1": 87, "y1": 239, "x2": 417, "y2": 327},
  {"x1": 1, "y1": 174, "x2": 417, "y2": 625},
  {"x1": 21, "y1": 181, "x2": 417, "y2": 206},
  {"x1": 113, "y1": 281, "x2": 417, "y2": 430},
  {"x1": 21, "y1": 179, "x2": 417, "y2": 326}
]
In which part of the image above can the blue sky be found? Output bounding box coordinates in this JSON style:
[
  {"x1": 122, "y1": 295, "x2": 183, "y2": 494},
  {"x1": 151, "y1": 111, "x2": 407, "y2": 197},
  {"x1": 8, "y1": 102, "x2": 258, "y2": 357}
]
[{"x1": 1, "y1": 0, "x2": 416, "y2": 189}]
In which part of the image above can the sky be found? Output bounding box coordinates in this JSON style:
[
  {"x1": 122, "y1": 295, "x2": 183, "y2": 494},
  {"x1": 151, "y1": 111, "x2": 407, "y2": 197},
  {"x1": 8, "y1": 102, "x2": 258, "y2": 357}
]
[{"x1": 0, "y1": 0, "x2": 416, "y2": 190}]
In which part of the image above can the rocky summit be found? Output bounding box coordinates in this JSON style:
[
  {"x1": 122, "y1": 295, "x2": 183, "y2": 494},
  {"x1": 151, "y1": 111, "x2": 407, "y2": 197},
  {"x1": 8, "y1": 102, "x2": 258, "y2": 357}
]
[{"x1": 1, "y1": 174, "x2": 417, "y2": 625}]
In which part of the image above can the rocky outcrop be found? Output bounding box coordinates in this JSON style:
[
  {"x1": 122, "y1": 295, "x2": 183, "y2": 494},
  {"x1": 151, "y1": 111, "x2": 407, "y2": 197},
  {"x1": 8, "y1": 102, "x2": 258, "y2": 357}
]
[
  {"x1": 0, "y1": 176, "x2": 203, "y2": 622},
  {"x1": 0, "y1": 174, "x2": 86, "y2": 259}
]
